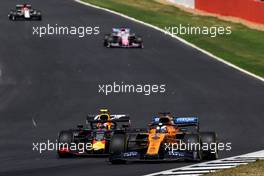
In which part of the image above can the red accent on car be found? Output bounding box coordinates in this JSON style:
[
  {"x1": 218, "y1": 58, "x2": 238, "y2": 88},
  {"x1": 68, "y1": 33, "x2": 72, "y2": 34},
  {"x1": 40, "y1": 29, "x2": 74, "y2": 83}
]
[
  {"x1": 93, "y1": 139, "x2": 106, "y2": 144},
  {"x1": 58, "y1": 148, "x2": 70, "y2": 153}
]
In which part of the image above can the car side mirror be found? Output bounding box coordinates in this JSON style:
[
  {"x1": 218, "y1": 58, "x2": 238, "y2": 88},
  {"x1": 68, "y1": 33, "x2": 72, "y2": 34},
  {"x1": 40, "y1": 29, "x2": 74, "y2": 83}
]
[
  {"x1": 122, "y1": 124, "x2": 129, "y2": 128},
  {"x1": 77, "y1": 124, "x2": 83, "y2": 129},
  {"x1": 180, "y1": 128, "x2": 187, "y2": 132}
]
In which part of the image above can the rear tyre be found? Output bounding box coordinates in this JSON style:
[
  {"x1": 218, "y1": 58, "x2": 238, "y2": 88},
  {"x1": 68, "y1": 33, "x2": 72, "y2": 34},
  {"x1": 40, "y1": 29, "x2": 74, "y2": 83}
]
[
  {"x1": 109, "y1": 133, "x2": 127, "y2": 164},
  {"x1": 200, "y1": 132, "x2": 218, "y2": 160},
  {"x1": 57, "y1": 131, "x2": 73, "y2": 158}
]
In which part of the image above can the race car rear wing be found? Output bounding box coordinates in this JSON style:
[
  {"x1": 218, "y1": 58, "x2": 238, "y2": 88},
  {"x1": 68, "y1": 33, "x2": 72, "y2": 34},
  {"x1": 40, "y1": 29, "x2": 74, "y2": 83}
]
[
  {"x1": 112, "y1": 28, "x2": 130, "y2": 33},
  {"x1": 86, "y1": 114, "x2": 130, "y2": 129},
  {"x1": 86, "y1": 114, "x2": 130, "y2": 121},
  {"x1": 16, "y1": 4, "x2": 32, "y2": 9},
  {"x1": 150, "y1": 115, "x2": 199, "y2": 131},
  {"x1": 173, "y1": 117, "x2": 199, "y2": 132},
  {"x1": 86, "y1": 119, "x2": 130, "y2": 124}
]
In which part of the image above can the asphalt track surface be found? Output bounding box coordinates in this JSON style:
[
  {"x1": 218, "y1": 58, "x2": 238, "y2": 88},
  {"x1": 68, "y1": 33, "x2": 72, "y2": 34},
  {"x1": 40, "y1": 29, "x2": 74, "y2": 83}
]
[{"x1": 0, "y1": 0, "x2": 263, "y2": 175}]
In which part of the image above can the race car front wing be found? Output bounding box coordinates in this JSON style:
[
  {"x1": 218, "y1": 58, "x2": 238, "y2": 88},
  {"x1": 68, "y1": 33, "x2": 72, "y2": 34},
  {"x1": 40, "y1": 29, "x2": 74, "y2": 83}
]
[{"x1": 109, "y1": 150, "x2": 197, "y2": 162}]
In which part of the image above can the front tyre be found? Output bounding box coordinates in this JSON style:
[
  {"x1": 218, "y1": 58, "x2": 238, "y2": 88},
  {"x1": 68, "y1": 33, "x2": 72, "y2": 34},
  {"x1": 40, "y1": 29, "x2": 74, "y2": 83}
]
[
  {"x1": 57, "y1": 131, "x2": 73, "y2": 158},
  {"x1": 104, "y1": 34, "x2": 111, "y2": 47},
  {"x1": 135, "y1": 37, "x2": 142, "y2": 43},
  {"x1": 109, "y1": 133, "x2": 127, "y2": 164},
  {"x1": 200, "y1": 132, "x2": 218, "y2": 160},
  {"x1": 104, "y1": 41, "x2": 111, "y2": 48},
  {"x1": 139, "y1": 43, "x2": 144, "y2": 49},
  {"x1": 11, "y1": 15, "x2": 16, "y2": 21},
  {"x1": 135, "y1": 36, "x2": 143, "y2": 48}
]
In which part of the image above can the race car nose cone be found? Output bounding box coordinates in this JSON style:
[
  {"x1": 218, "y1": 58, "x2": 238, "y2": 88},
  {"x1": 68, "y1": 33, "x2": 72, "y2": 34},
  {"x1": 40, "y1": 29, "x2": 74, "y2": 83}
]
[
  {"x1": 92, "y1": 140, "x2": 106, "y2": 151},
  {"x1": 24, "y1": 9, "x2": 30, "y2": 18}
]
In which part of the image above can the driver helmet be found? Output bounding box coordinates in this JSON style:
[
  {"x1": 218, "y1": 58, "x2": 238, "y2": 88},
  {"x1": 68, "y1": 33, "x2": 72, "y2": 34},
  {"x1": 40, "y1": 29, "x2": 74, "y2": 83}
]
[
  {"x1": 156, "y1": 124, "x2": 167, "y2": 133},
  {"x1": 97, "y1": 108, "x2": 112, "y2": 129},
  {"x1": 98, "y1": 109, "x2": 110, "y2": 120}
]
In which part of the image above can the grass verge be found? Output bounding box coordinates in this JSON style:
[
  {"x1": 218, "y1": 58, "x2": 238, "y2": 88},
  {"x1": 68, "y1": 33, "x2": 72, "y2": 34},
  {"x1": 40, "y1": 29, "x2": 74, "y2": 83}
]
[
  {"x1": 81, "y1": 0, "x2": 264, "y2": 78},
  {"x1": 205, "y1": 160, "x2": 264, "y2": 176}
]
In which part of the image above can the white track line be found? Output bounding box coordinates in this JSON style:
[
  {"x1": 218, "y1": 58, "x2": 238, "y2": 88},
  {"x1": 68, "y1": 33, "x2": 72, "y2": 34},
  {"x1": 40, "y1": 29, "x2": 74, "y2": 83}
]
[
  {"x1": 169, "y1": 170, "x2": 215, "y2": 174},
  {"x1": 144, "y1": 150, "x2": 264, "y2": 176},
  {"x1": 75, "y1": 0, "x2": 264, "y2": 82},
  {"x1": 180, "y1": 166, "x2": 236, "y2": 170}
]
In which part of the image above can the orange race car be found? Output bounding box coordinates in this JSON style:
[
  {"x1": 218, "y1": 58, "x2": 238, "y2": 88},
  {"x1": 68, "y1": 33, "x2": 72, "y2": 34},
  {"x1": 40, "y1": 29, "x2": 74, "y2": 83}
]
[{"x1": 109, "y1": 112, "x2": 218, "y2": 164}]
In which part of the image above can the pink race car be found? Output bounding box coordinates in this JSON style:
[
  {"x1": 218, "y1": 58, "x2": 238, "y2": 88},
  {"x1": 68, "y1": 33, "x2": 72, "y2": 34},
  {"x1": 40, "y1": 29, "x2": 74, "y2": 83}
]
[{"x1": 104, "y1": 28, "x2": 143, "y2": 48}]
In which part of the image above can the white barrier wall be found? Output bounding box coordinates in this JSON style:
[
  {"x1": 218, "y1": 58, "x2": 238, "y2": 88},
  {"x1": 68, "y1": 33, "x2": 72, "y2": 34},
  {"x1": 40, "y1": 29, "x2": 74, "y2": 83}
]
[{"x1": 167, "y1": 0, "x2": 195, "y2": 9}]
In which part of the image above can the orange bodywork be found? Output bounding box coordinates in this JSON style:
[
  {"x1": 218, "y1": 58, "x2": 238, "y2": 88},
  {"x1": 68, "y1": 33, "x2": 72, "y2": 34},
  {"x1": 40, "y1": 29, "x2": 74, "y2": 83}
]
[
  {"x1": 146, "y1": 125, "x2": 180, "y2": 155},
  {"x1": 147, "y1": 133, "x2": 165, "y2": 155},
  {"x1": 92, "y1": 140, "x2": 106, "y2": 151}
]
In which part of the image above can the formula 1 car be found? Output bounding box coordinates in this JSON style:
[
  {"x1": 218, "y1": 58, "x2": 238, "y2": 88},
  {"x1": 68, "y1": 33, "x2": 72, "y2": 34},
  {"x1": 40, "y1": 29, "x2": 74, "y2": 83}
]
[
  {"x1": 57, "y1": 109, "x2": 131, "y2": 157},
  {"x1": 104, "y1": 28, "x2": 143, "y2": 48},
  {"x1": 109, "y1": 112, "x2": 218, "y2": 164},
  {"x1": 8, "y1": 4, "x2": 42, "y2": 21}
]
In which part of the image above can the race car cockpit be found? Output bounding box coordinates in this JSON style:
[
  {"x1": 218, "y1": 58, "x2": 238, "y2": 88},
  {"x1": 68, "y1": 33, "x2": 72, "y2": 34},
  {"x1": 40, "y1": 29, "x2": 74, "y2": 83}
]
[{"x1": 96, "y1": 109, "x2": 114, "y2": 130}]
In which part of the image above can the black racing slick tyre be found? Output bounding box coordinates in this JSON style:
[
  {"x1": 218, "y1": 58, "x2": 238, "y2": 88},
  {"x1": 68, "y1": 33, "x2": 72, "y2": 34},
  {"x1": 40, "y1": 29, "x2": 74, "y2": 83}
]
[
  {"x1": 184, "y1": 134, "x2": 202, "y2": 161},
  {"x1": 135, "y1": 37, "x2": 143, "y2": 48},
  {"x1": 135, "y1": 37, "x2": 142, "y2": 43},
  {"x1": 139, "y1": 43, "x2": 144, "y2": 49},
  {"x1": 104, "y1": 34, "x2": 111, "y2": 47},
  {"x1": 57, "y1": 131, "x2": 73, "y2": 158},
  {"x1": 200, "y1": 132, "x2": 218, "y2": 160},
  {"x1": 109, "y1": 133, "x2": 127, "y2": 164},
  {"x1": 11, "y1": 15, "x2": 16, "y2": 21}
]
